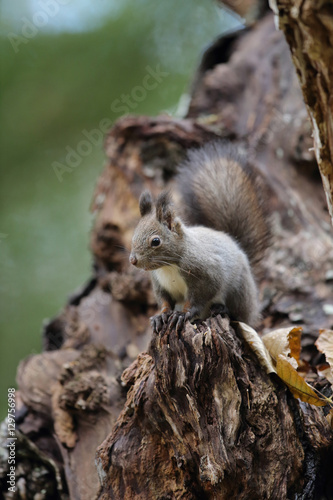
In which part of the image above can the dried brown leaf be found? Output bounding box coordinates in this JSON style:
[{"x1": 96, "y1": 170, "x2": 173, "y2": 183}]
[
  {"x1": 315, "y1": 329, "x2": 333, "y2": 385},
  {"x1": 297, "y1": 359, "x2": 311, "y2": 376},
  {"x1": 276, "y1": 355, "x2": 327, "y2": 407},
  {"x1": 237, "y1": 322, "x2": 276, "y2": 374},
  {"x1": 317, "y1": 363, "x2": 332, "y2": 382},
  {"x1": 262, "y1": 327, "x2": 302, "y2": 369},
  {"x1": 288, "y1": 327, "x2": 302, "y2": 364}
]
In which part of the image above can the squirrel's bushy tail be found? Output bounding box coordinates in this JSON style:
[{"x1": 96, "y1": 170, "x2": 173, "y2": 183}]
[{"x1": 176, "y1": 142, "x2": 271, "y2": 266}]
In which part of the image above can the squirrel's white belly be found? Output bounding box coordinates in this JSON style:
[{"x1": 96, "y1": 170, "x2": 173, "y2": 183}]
[{"x1": 155, "y1": 265, "x2": 188, "y2": 303}]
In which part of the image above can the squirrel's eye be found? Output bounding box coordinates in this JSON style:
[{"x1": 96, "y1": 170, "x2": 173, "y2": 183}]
[{"x1": 151, "y1": 237, "x2": 161, "y2": 247}]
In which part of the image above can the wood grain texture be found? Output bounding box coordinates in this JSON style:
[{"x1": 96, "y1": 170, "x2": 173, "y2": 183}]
[
  {"x1": 274, "y1": 0, "x2": 333, "y2": 223},
  {"x1": 96, "y1": 317, "x2": 331, "y2": 499}
]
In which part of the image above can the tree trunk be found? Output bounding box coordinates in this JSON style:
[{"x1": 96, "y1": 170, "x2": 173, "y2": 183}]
[
  {"x1": 272, "y1": 0, "x2": 333, "y2": 222},
  {"x1": 1, "y1": 5, "x2": 333, "y2": 500}
]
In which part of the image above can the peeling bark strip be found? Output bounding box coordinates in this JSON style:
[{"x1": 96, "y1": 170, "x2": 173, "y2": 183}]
[
  {"x1": 96, "y1": 317, "x2": 331, "y2": 499},
  {"x1": 274, "y1": 0, "x2": 333, "y2": 223}
]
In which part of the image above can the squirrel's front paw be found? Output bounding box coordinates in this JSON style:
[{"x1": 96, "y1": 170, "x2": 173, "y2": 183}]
[
  {"x1": 184, "y1": 306, "x2": 200, "y2": 323},
  {"x1": 150, "y1": 310, "x2": 173, "y2": 334},
  {"x1": 150, "y1": 314, "x2": 163, "y2": 334},
  {"x1": 169, "y1": 311, "x2": 186, "y2": 333},
  {"x1": 168, "y1": 307, "x2": 200, "y2": 333}
]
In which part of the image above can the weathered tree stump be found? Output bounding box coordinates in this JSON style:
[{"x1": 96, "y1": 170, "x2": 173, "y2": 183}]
[{"x1": 96, "y1": 317, "x2": 332, "y2": 499}]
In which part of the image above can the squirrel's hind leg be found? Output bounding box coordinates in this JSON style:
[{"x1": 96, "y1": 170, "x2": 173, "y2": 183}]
[{"x1": 210, "y1": 303, "x2": 230, "y2": 318}]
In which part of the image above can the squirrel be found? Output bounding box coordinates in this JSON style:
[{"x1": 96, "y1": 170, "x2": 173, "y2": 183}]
[{"x1": 129, "y1": 142, "x2": 271, "y2": 333}]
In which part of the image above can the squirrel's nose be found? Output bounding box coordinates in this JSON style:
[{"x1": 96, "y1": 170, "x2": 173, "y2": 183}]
[{"x1": 129, "y1": 253, "x2": 138, "y2": 266}]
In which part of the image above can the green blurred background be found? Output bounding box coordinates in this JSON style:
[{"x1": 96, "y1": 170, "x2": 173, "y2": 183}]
[{"x1": 0, "y1": 0, "x2": 240, "y2": 418}]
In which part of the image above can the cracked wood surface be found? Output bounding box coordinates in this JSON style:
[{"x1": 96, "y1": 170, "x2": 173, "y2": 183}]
[{"x1": 274, "y1": 0, "x2": 333, "y2": 223}]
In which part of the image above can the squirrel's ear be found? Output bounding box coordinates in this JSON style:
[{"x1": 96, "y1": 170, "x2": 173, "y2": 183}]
[
  {"x1": 139, "y1": 191, "x2": 153, "y2": 216},
  {"x1": 156, "y1": 191, "x2": 174, "y2": 230},
  {"x1": 172, "y1": 217, "x2": 183, "y2": 237}
]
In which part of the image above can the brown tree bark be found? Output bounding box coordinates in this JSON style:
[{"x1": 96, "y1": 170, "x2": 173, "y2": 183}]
[
  {"x1": 1, "y1": 5, "x2": 333, "y2": 500},
  {"x1": 96, "y1": 318, "x2": 332, "y2": 499},
  {"x1": 271, "y1": 0, "x2": 333, "y2": 223}
]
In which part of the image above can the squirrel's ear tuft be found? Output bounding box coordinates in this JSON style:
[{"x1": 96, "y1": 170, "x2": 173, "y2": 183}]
[
  {"x1": 156, "y1": 191, "x2": 173, "y2": 230},
  {"x1": 139, "y1": 191, "x2": 153, "y2": 216},
  {"x1": 172, "y1": 217, "x2": 183, "y2": 237}
]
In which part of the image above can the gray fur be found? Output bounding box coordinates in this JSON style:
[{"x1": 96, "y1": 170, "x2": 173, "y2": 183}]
[
  {"x1": 178, "y1": 225, "x2": 259, "y2": 325},
  {"x1": 176, "y1": 142, "x2": 271, "y2": 266},
  {"x1": 130, "y1": 143, "x2": 270, "y2": 328},
  {"x1": 139, "y1": 191, "x2": 153, "y2": 216},
  {"x1": 130, "y1": 192, "x2": 184, "y2": 272},
  {"x1": 156, "y1": 191, "x2": 173, "y2": 229}
]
